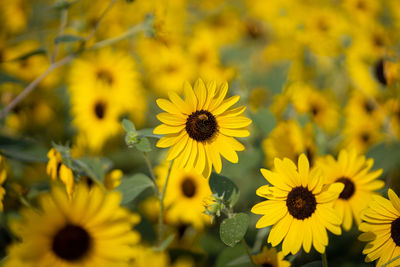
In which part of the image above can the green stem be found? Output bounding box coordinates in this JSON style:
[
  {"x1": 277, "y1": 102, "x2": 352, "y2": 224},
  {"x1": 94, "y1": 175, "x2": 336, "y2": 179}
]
[
  {"x1": 142, "y1": 152, "x2": 160, "y2": 196},
  {"x1": 241, "y1": 238, "x2": 256, "y2": 267},
  {"x1": 158, "y1": 161, "x2": 172, "y2": 248},
  {"x1": 382, "y1": 254, "x2": 400, "y2": 267},
  {"x1": 51, "y1": 8, "x2": 69, "y2": 63},
  {"x1": 321, "y1": 252, "x2": 328, "y2": 267}
]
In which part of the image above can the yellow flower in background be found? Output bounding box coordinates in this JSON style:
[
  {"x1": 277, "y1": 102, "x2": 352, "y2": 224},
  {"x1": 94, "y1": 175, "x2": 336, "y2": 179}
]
[
  {"x1": 252, "y1": 246, "x2": 291, "y2": 267},
  {"x1": 262, "y1": 120, "x2": 316, "y2": 168},
  {"x1": 154, "y1": 79, "x2": 251, "y2": 177},
  {"x1": 71, "y1": 87, "x2": 122, "y2": 152},
  {"x1": 69, "y1": 49, "x2": 146, "y2": 127},
  {"x1": 0, "y1": 156, "x2": 7, "y2": 212},
  {"x1": 385, "y1": 98, "x2": 400, "y2": 139},
  {"x1": 155, "y1": 161, "x2": 212, "y2": 229},
  {"x1": 345, "y1": 90, "x2": 384, "y2": 126},
  {"x1": 252, "y1": 154, "x2": 344, "y2": 255},
  {"x1": 131, "y1": 245, "x2": 194, "y2": 267},
  {"x1": 46, "y1": 148, "x2": 74, "y2": 197},
  {"x1": 0, "y1": 0, "x2": 29, "y2": 35},
  {"x1": 291, "y1": 83, "x2": 339, "y2": 133},
  {"x1": 359, "y1": 189, "x2": 400, "y2": 267},
  {"x1": 316, "y1": 149, "x2": 384, "y2": 231},
  {"x1": 104, "y1": 169, "x2": 123, "y2": 190},
  {"x1": 4, "y1": 182, "x2": 141, "y2": 266}
]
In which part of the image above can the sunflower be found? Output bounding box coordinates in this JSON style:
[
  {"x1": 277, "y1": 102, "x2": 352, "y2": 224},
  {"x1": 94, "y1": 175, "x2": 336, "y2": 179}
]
[
  {"x1": 46, "y1": 148, "x2": 74, "y2": 197},
  {"x1": 0, "y1": 156, "x2": 7, "y2": 212},
  {"x1": 155, "y1": 161, "x2": 212, "y2": 229},
  {"x1": 251, "y1": 154, "x2": 344, "y2": 255},
  {"x1": 4, "y1": 182, "x2": 141, "y2": 266},
  {"x1": 359, "y1": 189, "x2": 400, "y2": 266},
  {"x1": 154, "y1": 79, "x2": 251, "y2": 177},
  {"x1": 252, "y1": 246, "x2": 291, "y2": 267},
  {"x1": 316, "y1": 149, "x2": 384, "y2": 231}
]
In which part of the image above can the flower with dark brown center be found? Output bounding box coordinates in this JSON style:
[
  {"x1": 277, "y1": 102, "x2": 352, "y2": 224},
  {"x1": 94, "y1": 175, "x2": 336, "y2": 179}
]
[
  {"x1": 391, "y1": 217, "x2": 400, "y2": 246},
  {"x1": 335, "y1": 177, "x2": 356, "y2": 200},
  {"x1": 185, "y1": 110, "x2": 218, "y2": 142},
  {"x1": 374, "y1": 59, "x2": 387, "y2": 86},
  {"x1": 52, "y1": 224, "x2": 92, "y2": 261},
  {"x1": 360, "y1": 132, "x2": 370, "y2": 144},
  {"x1": 364, "y1": 99, "x2": 375, "y2": 114},
  {"x1": 286, "y1": 187, "x2": 317, "y2": 220},
  {"x1": 181, "y1": 177, "x2": 196, "y2": 198},
  {"x1": 94, "y1": 101, "x2": 106, "y2": 119},
  {"x1": 96, "y1": 69, "x2": 114, "y2": 85}
]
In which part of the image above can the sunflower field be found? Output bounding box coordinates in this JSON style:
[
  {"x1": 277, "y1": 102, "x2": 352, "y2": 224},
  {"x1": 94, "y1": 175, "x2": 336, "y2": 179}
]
[{"x1": 1, "y1": 0, "x2": 400, "y2": 266}]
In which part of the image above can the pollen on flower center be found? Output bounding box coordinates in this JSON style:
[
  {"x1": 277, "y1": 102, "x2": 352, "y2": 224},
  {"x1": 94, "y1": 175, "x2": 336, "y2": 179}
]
[
  {"x1": 335, "y1": 177, "x2": 356, "y2": 200},
  {"x1": 52, "y1": 224, "x2": 92, "y2": 261},
  {"x1": 286, "y1": 186, "x2": 317, "y2": 220},
  {"x1": 391, "y1": 217, "x2": 400, "y2": 246},
  {"x1": 181, "y1": 177, "x2": 196, "y2": 198},
  {"x1": 94, "y1": 101, "x2": 106, "y2": 119},
  {"x1": 185, "y1": 110, "x2": 218, "y2": 142}
]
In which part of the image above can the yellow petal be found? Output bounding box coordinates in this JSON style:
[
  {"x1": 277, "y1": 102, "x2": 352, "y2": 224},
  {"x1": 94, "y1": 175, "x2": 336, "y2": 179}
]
[
  {"x1": 185, "y1": 140, "x2": 198, "y2": 170},
  {"x1": 194, "y1": 79, "x2": 207, "y2": 110},
  {"x1": 219, "y1": 128, "x2": 250, "y2": 137},
  {"x1": 298, "y1": 154, "x2": 309, "y2": 187},
  {"x1": 208, "y1": 82, "x2": 228, "y2": 111},
  {"x1": 156, "y1": 132, "x2": 185, "y2": 148},
  {"x1": 157, "y1": 113, "x2": 186, "y2": 126},
  {"x1": 154, "y1": 124, "x2": 184, "y2": 135},
  {"x1": 168, "y1": 91, "x2": 191, "y2": 114},
  {"x1": 183, "y1": 81, "x2": 197, "y2": 113},
  {"x1": 214, "y1": 137, "x2": 238, "y2": 163},
  {"x1": 219, "y1": 106, "x2": 246, "y2": 117},
  {"x1": 389, "y1": 189, "x2": 400, "y2": 213},
  {"x1": 207, "y1": 142, "x2": 222, "y2": 173},
  {"x1": 218, "y1": 134, "x2": 245, "y2": 151},
  {"x1": 156, "y1": 99, "x2": 181, "y2": 114},
  {"x1": 166, "y1": 135, "x2": 188, "y2": 161},
  {"x1": 211, "y1": 95, "x2": 240, "y2": 115},
  {"x1": 217, "y1": 116, "x2": 252, "y2": 129},
  {"x1": 268, "y1": 213, "x2": 293, "y2": 246},
  {"x1": 194, "y1": 142, "x2": 206, "y2": 174},
  {"x1": 203, "y1": 80, "x2": 216, "y2": 110}
]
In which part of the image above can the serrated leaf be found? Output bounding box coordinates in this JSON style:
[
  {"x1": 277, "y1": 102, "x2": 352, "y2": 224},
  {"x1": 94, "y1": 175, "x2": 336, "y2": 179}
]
[
  {"x1": 122, "y1": 119, "x2": 136, "y2": 132},
  {"x1": 220, "y1": 213, "x2": 249, "y2": 247},
  {"x1": 153, "y1": 234, "x2": 175, "y2": 251},
  {"x1": 135, "y1": 137, "x2": 152, "y2": 152},
  {"x1": 117, "y1": 173, "x2": 154, "y2": 204},
  {"x1": 54, "y1": 34, "x2": 83, "y2": 44},
  {"x1": 209, "y1": 173, "x2": 240, "y2": 207}
]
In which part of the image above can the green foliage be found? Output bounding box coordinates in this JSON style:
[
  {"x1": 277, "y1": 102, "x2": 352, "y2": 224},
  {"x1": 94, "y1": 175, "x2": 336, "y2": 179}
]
[
  {"x1": 367, "y1": 142, "x2": 400, "y2": 174},
  {"x1": 54, "y1": 34, "x2": 84, "y2": 44},
  {"x1": 153, "y1": 234, "x2": 175, "y2": 251},
  {"x1": 10, "y1": 48, "x2": 47, "y2": 61},
  {"x1": 122, "y1": 119, "x2": 153, "y2": 152},
  {"x1": 301, "y1": 261, "x2": 323, "y2": 267},
  {"x1": 220, "y1": 213, "x2": 249, "y2": 247},
  {"x1": 209, "y1": 173, "x2": 240, "y2": 208},
  {"x1": 251, "y1": 107, "x2": 276, "y2": 135},
  {"x1": 0, "y1": 135, "x2": 47, "y2": 162},
  {"x1": 117, "y1": 173, "x2": 154, "y2": 205},
  {"x1": 0, "y1": 72, "x2": 24, "y2": 85},
  {"x1": 215, "y1": 243, "x2": 249, "y2": 267},
  {"x1": 73, "y1": 157, "x2": 112, "y2": 183}
]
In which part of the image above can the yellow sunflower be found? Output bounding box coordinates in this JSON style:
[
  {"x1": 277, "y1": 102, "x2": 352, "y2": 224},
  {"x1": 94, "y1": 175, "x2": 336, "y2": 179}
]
[
  {"x1": 316, "y1": 149, "x2": 384, "y2": 231},
  {"x1": 5, "y1": 182, "x2": 141, "y2": 267},
  {"x1": 252, "y1": 154, "x2": 344, "y2": 255},
  {"x1": 154, "y1": 79, "x2": 251, "y2": 178},
  {"x1": 46, "y1": 148, "x2": 74, "y2": 197},
  {"x1": 155, "y1": 161, "x2": 212, "y2": 229},
  {"x1": 0, "y1": 155, "x2": 7, "y2": 212},
  {"x1": 252, "y1": 246, "x2": 291, "y2": 267},
  {"x1": 359, "y1": 189, "x2": 400, "y2": 266}
]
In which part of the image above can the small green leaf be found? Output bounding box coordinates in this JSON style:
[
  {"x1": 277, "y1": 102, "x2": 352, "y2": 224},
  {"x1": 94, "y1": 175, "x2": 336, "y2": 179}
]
[
  {"x1": 122, "y1": 119, "x2": 136, "y2": 132},
  {"x1": 11, "y1": 48, "x2": 47, "y2": 61},
  {"x1": 73, "y1": 157, "x2": 112, "y2": 183},
  {"x1": 117, "y1": 173, "x2": 154, "y2": 204},
  {"x1": 54, "y1": 34, "x2": 84, "y2": 44},
  {"x1": 209, "y1": 173, "x2": 240, "y2": 207},
  {"x1": 135, "y1": 137, "x2": 152, "y2": 152},
  {"x1": 153, "y1": 234, "x2": 175, "y2": 251},
  {"x1": 220, "y1": 213, "x2": 249, "y2": 247},
  {"x1": 0, "y1": 72, "x2": 24, "y2": 85}
]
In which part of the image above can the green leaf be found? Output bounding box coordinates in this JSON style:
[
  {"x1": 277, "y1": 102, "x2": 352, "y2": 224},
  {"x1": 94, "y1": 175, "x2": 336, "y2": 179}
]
[
  {"x1": 220, "y1": 213, "x2": 249, "y2": 247},
  {"x1": 52, "y1": 0, "x2": 77, "y2": 9},
  {"x1": 251, "y1": 107, "x2": 276, "y2": 135},
  {"x1": 367, "y1": 142, "x2": 400, "y2": 174},
  {"x1": 227, "y1": 254, "x2": 250, "y2": 266},
  {"x1": 0, "y1": 135, "x2": 47, "y2": 162},
  {"x1": 73, "y1": 157, "x2": 112, "y2": 183},
  {"x1": 11, "y1": 48, "x2": 47, "y2": 61},
  {"x1": 135, "y1": 137, "x2": 152, "y2": 152},
  {"x1": 209, "y1": 173, "x2": 240, "y2": 207},
  {"x1": 117, "y1": 173, "x2": 154, "y2": 204},
  {"x1": 122, "y1": 119, "x2": 136, "y2": 132},
  {"x1": 54, "y1": 34, "x2": 84, "y2": 44},
  {"x1": 215, "y1": 242, "x2": 248, "y2": 267},
  {"x1": 0, "y1": 71, "x2": 24, "y2": 85},
  {"x1": 153, "y1": 234, "x2": 175, "y2": 251},
  {"x1": 300, "y1": 261, "x2": 323, "y2": 267}
]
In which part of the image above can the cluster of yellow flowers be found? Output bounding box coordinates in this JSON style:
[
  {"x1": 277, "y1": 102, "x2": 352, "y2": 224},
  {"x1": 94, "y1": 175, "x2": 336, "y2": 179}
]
[{"x1": 0, "y1": 0, "x2": 400, "y2": 266}]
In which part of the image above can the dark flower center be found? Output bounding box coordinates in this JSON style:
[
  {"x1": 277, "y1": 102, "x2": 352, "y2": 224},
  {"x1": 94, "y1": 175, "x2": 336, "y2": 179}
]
[
  {"x1": 286, "y1": 187, "x2": 317, "y2": 220},
  {"x1": 96, "y1": 69, "x2": 114, "y2": 85},
  {"x1": 94, "y1": 101, "x2": 106, "y2": 119},
  {"x1": 52, "y1": 224, "x2": 92, "y2": 261},
  {"x1": 391, "y1": 217, "x2": 400, "y2": 246},
  {"x1": 181, "y1": 177, "x2": 196, "y2": 198},
  {"x1": 261, "y1": 263, "x2": 274, "y2": 267},
  {"x1": 361, "y1": 132, "x2": 370, "y2": 144},
  {"x1": 336, "y1": 177, "x2": 356, "y2": 200},
  {"x1": 311, "y1": 105, "x2": 320, "y2": 117},
  {"x1": 364, "y1": 99, "x2": 375, "y2": 114},
  {"x1": 374, "y1": 59, "x2": 387, "y2": 86},
  {"x1": 185, "y1": 110, "x2": 218, "y2": 142}
]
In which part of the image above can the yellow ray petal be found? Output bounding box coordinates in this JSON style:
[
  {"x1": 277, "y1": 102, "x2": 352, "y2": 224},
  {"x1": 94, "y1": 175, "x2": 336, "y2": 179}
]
[
  {"x1": 217, "y1": 116, "x2": 252, "y2": 128},
  {"x1": 194, "y1": 79, "x2": 207, "y2": 110},
  {"x1": 157, "y1": 113, "x2": 186, "y2": 126},
  {"x1": 211, "y1": 95, "x2": 240, "y2": 115},
  {"x1": 156, "y1": 99, "x2": 181, "y2": 114},
  {"x1": 154, "y1": 124, "x2": 184, "y2": 135}
]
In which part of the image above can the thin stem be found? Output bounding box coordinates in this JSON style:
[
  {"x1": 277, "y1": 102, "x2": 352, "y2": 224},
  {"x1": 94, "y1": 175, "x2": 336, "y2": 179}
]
[
  {"x1": 142, "y1": 152, "x2": 160, "y2": 196},
  {"x1": 158, "y1": 161, "x2": 172, "y2": 248},
  {"x1": 241, "y1": 238, "x2": 256, "y2": 267},
  {"x1": 382, "y1": 254, "x2": 400, "y2": 267},
  {"x1": 84, "y1": 0, "x2": 117, "y2": 42},
  {"x1": 321, "y1": 252, "x2": 328, "y2": 267},
  {"x1": 51, "y1": 8, "x2": 69, "y2": 63},
  {"x1": 0, "y1": 54, "x2": 74, "y2": 120}
]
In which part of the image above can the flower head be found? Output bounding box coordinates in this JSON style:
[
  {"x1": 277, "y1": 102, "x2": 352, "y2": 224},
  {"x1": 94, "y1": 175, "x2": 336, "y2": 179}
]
[{"x1": 46, "y1": 148, "x2": 74, "y2": 197}]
